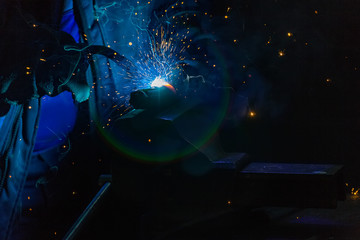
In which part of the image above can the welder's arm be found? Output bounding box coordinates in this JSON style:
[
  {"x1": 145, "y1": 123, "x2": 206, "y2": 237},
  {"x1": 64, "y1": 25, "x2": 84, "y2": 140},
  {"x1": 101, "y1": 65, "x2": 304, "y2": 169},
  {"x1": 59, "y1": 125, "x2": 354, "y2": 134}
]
[{"x1": 0, "y1": 8, "x2": 90, "y2": 115}]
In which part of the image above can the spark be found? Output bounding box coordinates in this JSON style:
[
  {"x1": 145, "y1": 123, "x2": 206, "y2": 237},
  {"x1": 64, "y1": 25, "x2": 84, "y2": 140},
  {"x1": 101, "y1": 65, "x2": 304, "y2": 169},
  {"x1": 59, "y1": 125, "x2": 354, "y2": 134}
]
[
  {"x1": 92, "y1": 0, "x2": 212, "y2": 116},
  {"x1": 151, "y1": 76, "x2": 169, "y2": 88},
  {"x1": 278, "y1": 50, "x2": 285, "y2": 57}
]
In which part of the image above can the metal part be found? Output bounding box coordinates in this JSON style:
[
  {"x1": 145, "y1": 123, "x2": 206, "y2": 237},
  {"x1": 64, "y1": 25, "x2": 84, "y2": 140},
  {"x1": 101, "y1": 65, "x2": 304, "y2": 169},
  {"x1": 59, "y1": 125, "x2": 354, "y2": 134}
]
[
  {"x1": 63, "y1": 181, "x2": 111, "y2": 240},
  {"x1": 236, "y1": 163, "x2": 345, "y2": 208}
]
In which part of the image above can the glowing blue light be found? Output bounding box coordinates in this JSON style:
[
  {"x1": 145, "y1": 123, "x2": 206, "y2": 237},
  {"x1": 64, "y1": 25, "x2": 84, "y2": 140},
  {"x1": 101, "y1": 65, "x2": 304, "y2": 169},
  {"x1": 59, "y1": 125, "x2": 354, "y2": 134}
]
[
  {"x1": 33, "y1": 91, "x2": 77, "y2": 153},
  {"x1": 151, "y1": 76, "x2": 169, "y2": 88}
]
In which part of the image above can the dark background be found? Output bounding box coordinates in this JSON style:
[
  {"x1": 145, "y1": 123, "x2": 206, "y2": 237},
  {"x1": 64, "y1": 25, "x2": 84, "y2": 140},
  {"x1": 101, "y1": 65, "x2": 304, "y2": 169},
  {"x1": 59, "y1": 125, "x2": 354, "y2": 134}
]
[
  {"x1": 196, "y1": 0, "x2": 360, "y2": 182},
  {"x1": 10, "y1": 0, "x2": 360, "y2": 238},
  {"x1": 65, "y1": 0, "x2": 360, "y2": 217}
]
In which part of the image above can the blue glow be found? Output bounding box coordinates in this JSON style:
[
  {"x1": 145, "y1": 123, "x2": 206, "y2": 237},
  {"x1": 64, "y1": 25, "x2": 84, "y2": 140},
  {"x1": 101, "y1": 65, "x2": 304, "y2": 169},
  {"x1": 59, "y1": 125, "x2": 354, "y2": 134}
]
[
  {"x1": 0, "y1": 116, "x2": 5, "y2": 131},
  {"x1": 60, "y1": 8, "x2": 80, "y2": 42},
  {"x1": 92, "y1": 0, "x2": 204, "y2": 106},
  {"x1": 33, "y1": 91, "x2": 77, "y2": 153},
  {"x1": 86, "y1": 0, "x2": 230, "y2": 163}
]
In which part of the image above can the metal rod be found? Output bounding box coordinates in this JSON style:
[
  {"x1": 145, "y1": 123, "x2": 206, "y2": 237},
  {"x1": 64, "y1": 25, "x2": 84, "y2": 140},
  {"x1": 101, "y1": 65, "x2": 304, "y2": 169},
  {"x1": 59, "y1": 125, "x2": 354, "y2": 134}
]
[{"x1": 63, "y1": 182, "x2": 111, "y2": 240}]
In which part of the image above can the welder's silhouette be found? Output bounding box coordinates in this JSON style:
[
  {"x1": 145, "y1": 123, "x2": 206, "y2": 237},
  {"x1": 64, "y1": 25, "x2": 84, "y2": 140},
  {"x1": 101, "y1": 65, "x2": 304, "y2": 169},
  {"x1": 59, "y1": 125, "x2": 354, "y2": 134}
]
[
  {"x1": 0, "y1": 1, "x2": 89, "y2": 239},
  {"x1": 0, "y1": 0, "x2": 134, "y2": 236}
]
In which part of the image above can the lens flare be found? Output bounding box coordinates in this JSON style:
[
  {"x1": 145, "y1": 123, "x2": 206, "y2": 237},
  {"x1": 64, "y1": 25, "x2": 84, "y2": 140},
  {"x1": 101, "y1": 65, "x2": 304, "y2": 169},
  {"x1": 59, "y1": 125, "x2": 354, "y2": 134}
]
[{"x1": 90, "y1": 0, "x2": 232, "y2": 163}]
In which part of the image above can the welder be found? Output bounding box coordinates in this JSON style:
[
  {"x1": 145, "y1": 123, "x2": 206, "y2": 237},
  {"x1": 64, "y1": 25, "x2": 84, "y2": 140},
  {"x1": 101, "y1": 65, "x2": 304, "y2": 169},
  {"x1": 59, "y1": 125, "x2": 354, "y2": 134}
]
[{"x1": 0, "y1": 1, "x2": 90, "y2": 239}]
